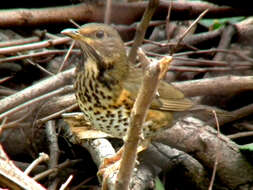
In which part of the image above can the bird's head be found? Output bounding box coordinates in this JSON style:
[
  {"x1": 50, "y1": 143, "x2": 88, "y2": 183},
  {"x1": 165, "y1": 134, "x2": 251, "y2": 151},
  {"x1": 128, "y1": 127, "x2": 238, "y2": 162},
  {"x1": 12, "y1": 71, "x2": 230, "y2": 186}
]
[{"x1": 61, "y1": 23, "x2": 128, "y2": 82}]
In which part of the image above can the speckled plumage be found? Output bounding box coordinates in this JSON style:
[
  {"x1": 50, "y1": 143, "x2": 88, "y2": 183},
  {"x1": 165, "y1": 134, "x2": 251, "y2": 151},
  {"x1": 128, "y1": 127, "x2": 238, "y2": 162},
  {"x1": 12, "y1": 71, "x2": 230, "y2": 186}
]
[{"x1": 61, "y1": 23, "x2": 193, "y2": 139}]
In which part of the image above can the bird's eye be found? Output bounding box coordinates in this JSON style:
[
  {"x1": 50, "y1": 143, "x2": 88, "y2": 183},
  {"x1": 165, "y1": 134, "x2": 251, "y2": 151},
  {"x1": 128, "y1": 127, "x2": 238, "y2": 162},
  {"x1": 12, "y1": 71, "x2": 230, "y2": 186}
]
[{"x1": 95, "y1": 30, "x2": 105, "y2": 39}]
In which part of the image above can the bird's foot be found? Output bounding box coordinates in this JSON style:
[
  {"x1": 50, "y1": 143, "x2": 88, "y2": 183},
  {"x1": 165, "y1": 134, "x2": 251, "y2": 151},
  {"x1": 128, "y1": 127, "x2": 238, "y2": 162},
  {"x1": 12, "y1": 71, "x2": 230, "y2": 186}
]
[{"x1": 97, "y1": 147, "x2": 124, "y2": 179}]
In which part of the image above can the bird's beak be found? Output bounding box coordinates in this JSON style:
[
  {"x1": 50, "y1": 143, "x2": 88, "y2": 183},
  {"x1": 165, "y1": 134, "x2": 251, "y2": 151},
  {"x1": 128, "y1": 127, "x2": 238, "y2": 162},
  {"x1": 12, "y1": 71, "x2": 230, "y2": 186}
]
[
  {"x1": 61, "y1": 28, "x2": 81, "y2": 40},
  {"x1": 61, "y1": 28, "x2": 94, "y2": 46}
]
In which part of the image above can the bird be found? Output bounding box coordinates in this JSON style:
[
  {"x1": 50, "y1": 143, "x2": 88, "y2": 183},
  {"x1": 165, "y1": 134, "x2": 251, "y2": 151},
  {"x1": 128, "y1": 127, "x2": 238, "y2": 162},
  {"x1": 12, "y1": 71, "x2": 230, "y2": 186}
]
[{"x1": 61, "y1": 23, "x2": 193, "y2": 141}]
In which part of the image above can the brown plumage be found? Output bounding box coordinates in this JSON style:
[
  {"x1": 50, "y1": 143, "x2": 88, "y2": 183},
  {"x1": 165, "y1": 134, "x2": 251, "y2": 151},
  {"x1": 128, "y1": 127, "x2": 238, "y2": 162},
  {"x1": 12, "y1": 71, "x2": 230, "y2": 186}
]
[{"x1": 61, "y1": 23, "x2": 193, "y2": 139}]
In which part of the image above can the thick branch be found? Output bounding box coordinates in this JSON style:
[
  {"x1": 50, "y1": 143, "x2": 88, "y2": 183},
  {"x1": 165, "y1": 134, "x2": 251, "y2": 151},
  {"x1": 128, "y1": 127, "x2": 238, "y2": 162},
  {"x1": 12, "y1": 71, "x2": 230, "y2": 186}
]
[{"x1": 0, "y1": 1, "x2": 251, "y2": 28}]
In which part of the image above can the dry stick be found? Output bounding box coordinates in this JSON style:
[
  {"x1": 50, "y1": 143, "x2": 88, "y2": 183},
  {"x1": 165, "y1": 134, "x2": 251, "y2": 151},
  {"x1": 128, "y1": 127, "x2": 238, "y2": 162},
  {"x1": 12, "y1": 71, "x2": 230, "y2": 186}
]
[
  {"x1": 114, "y1": 56, "x2": 172, "y2": 189},
  {"x1": 104, "y1": 0, "x2": 112, "y2": 24},
  {"x1": 72, "y1": 176, "x2": 94, "y2": 190},
  {"x1": 169, "y1": 65, "x2": 250, "y2": 73},
  {"x1": 59, "y1": 175, "x2": 73, "y2": 190},
  {"x1": 33, "y1": 159, "x2": 81, "y2": 181},
  {"x1": 57, "y1": 41, "x2": 75, "y2": 73},
  {"x1": 212, "y1": 24, "x2": 237, "y2": 63},
  {"x1": 0, "y1": 49, "x2": 80, "y2": 64},
  {"x1": 37, "y1": 103, "x2": 78, "y2": 124},
  {"x1": 0, "y1": 37, "x2": 70, "y2": 55},
  {"x1": 0, "y1": 76, "x2": 13, "y2": 83},
  {"x1": 210, "y1": 103, "x2": 253, "y2": 127},
  {"x1": 69, "y1": 19, "x2": 81, "y2": 28},
  {"x1": 165, "y1": 0, "x2": 172, "y2": 41},
  {"x1": 0, "y1": 85, "x2": 73, "y2": 120},
  {"x1": 128, "y1": 0, "x2": 159, "y2": 64},
  {"x1": 228, "y1": 131, "x2": 253, "y2": 140},
  {"x1": 173, "y1": 56, "x2": 227, "y2": 66},
  {"x1": 0, "y1": 68, "x2": 75, "y2": 114},
  {"x1": 46, "y1": 120, "x2": 60, "y2": 190},
  {"x1": 173, "y1": 75, "x2": 253, "y2": 97},
  {"x1": 204, "y1": 24, "x2": 236, "y2": 79},
  {"x1": 172, "y1": 9, "x2": 209, "y2": 54},
  {"x1": 2, "y1": 109, "x2": 32, "y2": 129},
  {"x1": 0, "y1": 36, "x2": 40, "y2": 48},
  {"x1": 175, "y1": 48, "x2": 253, "y2": 63},
  {"x1": 24, "y1": 153, "x2": 49, "y2": 175},
  {"x1": 208, "y1": 111, "x2": 221, "y2": 190},
  {"x1": 23, "y1": 55, "x2": 54, "y2": 76},
  {"x1": 113, "y1": 0, "x2": 159, "y2": 189},
  {"x1": 0, "y1": 1, "x2": 250, "y2": 28}
]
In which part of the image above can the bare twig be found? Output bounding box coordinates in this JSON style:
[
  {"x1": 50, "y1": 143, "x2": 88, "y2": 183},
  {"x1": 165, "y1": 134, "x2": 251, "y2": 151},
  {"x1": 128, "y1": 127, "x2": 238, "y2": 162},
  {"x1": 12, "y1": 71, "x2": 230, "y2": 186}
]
[
  {"x1": 46, "y1": 120, "x2": 60, "y2": 190},
  {"x1": 104, "y1": 0, "x2": 112, "y2": 24},
  {"x1": 208, "y1": 111, "x2": 220, "y2": 190},
  {"x1": 0, "y1": 36, "x2": 40, "y2": 48},
  {"x1": 24, "y1": 153, "x2": 49, "y2": 175},
  {"x1": 165, "y1": 0, "x2": 172, "y2": 41},
  {"x1": 114, "y1": 55, "x2": 172, "y2": 189},
  {"x1": 228, "y1": 131, "x2": 253, "y2": 139},
  {"x1": 33, "y1": 159, "x2": 81, "y2": 181},
  {"x1": 173, "y1": 76, "x2": 253, "y2": 97},
  {"x1": 0, "y1": 37, "x2": 70, "y2": 55},
  {"x1": 58, "y1": 41, "x2": 75, "y2": 73},
  {"x1": 59, "y1": 175, "x2": 74, "y2": 190},
  {"x1": 128, "y1": 0, "x2": 159, "y2": 64},
  {"x1": 210, "y1": 103, "x2": 253, "y2": 127},
  {"x1": 0, "y1": 68, "x2": 74, "y2": 115},
  {"x1": 0, "y1": 49, "x2": 80, "y2": 64},
  {"x1": 0, "y1": 85, "x2": 73, "y2": 120},
  {"x1": 23, "y1": 56, "x2": 54, "y2": 76},
  {"x1": 0, "y1": 1, "x2": 250, "y2": 28},
  {"x1": 37, "y1": 103, "x2": 78, "y2": 124},
  {"x1": 172, "y1": 9, "x2": 208, "y2": 54}
]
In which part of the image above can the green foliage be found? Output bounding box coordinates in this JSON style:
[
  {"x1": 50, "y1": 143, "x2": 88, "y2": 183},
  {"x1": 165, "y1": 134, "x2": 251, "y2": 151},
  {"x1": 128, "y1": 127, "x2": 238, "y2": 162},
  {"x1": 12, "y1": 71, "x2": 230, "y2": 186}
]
[
  {"x1": 240, "y1": 143, "x2": 253, "y2": 151},
  {"x1": 239, "y1": 143, "x2": 253, "y2": 164},
  {"x1": 200, "y1": 17, "x2": 245, "y2": 30},
  {"x1": 155, "y1": 177, "x2": 165, "y2": 190}
]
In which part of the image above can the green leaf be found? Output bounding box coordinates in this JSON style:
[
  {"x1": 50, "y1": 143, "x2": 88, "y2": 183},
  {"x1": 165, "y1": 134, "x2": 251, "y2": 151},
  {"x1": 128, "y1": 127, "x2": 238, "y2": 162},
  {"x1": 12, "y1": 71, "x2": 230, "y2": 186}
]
[
  {"x1": 240, "y1": 143, "x2": 253, "y2": 151},
  {"x1": 239, "y1": 143, "x2": 253, "y2": 164},
  {"x1": 200, "y1": 17, "x2": 245, "y2": 30},
  {"x1": 155, "y1": 177, "x2": 165, "y2": 190}
]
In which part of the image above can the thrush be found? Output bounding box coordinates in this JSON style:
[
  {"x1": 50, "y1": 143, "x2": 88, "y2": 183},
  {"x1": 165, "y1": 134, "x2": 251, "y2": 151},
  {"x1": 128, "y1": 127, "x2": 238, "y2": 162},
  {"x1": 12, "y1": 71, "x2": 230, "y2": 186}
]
[{"x1": 61, "y1": 23, "x2": 193, "y2": 140}]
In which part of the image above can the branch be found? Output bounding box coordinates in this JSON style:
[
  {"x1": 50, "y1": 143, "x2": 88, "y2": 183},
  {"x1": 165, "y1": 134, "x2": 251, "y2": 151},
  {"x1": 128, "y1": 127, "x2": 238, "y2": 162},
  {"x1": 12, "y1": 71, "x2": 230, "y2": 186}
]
[
  {"x1": 0, "y1": 68, "x2": 74, "y2": 115},
  {"x1": 156, "y1": 117, "x2": 253, "y2": 189},
  {"x1": 128, "y1": 0, "x2": 159, "y2": 64},
  {"x1": 0, "y1": 1, "x2": 251, "y2": 28},
  {"x1": 114, "y1": 55, "x2": 172, "y2": 189}
]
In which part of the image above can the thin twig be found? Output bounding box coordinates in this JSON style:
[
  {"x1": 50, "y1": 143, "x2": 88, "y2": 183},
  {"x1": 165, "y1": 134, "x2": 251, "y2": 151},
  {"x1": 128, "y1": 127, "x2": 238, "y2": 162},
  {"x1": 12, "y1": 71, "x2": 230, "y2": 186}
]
[
  {"x1": 36, "y1": 103, "x2": 78, "y2": 124},
  {"x1": 0, "y1": 85, "x2": 73, "y2": 120},
  {"x1": 0, "y1": 49, "x2": 80, "y2": 64},
  {"x1": 104, "y1": 0, "x2": 112, "y2": 24},
  {"x1": 23, "y1": 56, "x2": 54, "y2": 76},
  {"x1": 59, "y1": 175, "x2": 74, "y2": 190},
  {"x1": 114, "y1": 54, "x2": 172, "y2": 189},
  {"x1": 208, "y1": 111, "x2": 220, "y2": 190},
  {"x1": 69, "y1": 19, "x2": 81, "y2": 28},
  {"x1": 228, "y1": 131, "x2": 253, "y2": 140},
  {"x1": 58, "y1": 41, "x2": 75, "y2": 73},
  {"x1": 24, "y1": 153, "x2": 49, "y2": 175},
  {"x1": 33, "y1": 159, "x2": 81, "y2": 181},
  {"x1": 0, "y1": 36, "x2": 40, "y2": 48},
  {"x1": 0, "y1": 37, "x2": 70, "y2": 55},
  {"x1": 46, "y1": 120, "x2": 60, "y2": 190},
  {"x1": 72, "y1": 176, "x2": 94, "y2": 190},
  {"x1": 172, "y1": 9, "x2": 209, "y2": 54},
  {"x1": 128, "y1": 0, "x2": 159, "y2": 64},
  {"x1": 165, "y1": 0, "x2": 172, "y2": 41},
  {"x1": 0, "y1": 68, "x2": 75, "y2": 114}
]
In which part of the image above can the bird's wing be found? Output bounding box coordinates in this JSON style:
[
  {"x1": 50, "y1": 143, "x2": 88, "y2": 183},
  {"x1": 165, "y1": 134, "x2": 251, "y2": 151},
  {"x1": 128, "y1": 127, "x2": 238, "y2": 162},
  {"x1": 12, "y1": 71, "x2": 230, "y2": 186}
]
[{"x1": 123, "y1": 67, "x2": 193, "y2": 112}]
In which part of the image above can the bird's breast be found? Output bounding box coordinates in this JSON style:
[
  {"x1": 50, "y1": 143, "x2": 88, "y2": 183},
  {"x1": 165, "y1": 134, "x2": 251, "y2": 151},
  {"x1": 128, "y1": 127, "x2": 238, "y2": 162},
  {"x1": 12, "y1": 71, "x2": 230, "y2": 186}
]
[{"x1": 74, "y1": 70, "x2": 133, "y2": 138}]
